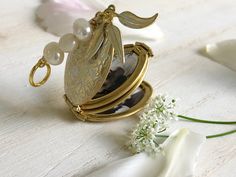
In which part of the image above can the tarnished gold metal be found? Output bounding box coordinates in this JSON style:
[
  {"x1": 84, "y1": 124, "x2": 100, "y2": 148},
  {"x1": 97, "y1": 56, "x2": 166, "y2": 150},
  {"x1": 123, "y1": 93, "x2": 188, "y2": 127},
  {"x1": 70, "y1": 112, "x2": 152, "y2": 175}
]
[{"x1": 29, "y1": 58, "x2": 51, "y2": 87}]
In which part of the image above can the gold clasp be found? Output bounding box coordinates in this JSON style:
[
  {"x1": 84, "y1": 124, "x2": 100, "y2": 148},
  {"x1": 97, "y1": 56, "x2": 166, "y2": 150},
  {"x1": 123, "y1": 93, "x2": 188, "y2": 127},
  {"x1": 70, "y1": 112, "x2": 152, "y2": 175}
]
[{"x1": 29, "y1": 58, "x2": 51, "y2": 87}]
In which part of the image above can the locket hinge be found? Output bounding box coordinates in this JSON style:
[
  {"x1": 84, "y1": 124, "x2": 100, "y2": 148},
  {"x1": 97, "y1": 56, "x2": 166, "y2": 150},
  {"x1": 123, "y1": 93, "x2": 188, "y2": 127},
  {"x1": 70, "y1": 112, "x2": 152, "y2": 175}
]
[{"x1": 135, "y1": 42, "x2": 154, "y2": 57}]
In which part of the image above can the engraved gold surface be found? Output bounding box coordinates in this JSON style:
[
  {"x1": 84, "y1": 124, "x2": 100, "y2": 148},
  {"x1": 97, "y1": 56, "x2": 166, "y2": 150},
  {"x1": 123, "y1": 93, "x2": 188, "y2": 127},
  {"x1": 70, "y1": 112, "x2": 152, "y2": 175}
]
[{"x1": 64, "y1": 36, "x2": 114, "y2": 105}]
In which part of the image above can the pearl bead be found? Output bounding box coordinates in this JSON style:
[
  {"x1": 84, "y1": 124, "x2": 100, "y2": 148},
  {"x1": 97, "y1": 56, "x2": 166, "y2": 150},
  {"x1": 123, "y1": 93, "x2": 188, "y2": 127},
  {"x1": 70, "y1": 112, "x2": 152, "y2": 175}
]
[
  {"x1": 73, "y1": 18, "x2": 92, "y2": 41},
  {"x1": 43, "y1": 42, "x2": 64, "y2": 65},
  {"x1": 59, "y1": 33, "x2": 79, "y2": 52}
]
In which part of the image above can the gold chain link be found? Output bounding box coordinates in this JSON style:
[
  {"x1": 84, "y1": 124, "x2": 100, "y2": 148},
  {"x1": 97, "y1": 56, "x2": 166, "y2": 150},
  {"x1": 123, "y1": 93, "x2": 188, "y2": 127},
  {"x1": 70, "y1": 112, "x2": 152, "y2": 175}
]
[{"x1": 29, "y1": 58, "x2": 51, "y2": 87}]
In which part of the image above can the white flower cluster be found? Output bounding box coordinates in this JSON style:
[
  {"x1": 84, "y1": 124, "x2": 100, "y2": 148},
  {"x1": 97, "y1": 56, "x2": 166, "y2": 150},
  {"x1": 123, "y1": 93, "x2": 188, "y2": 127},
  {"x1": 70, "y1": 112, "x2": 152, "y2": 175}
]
[{"x1": 129, "y1": 95, "x2": 177, "y2": 155}]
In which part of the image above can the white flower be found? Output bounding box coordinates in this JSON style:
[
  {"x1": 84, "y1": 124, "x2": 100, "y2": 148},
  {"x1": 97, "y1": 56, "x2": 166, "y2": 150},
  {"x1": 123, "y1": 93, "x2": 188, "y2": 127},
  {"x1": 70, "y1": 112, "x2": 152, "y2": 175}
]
[{"x1": 129, "y1": 94, "x2": 177, "y2": 155}]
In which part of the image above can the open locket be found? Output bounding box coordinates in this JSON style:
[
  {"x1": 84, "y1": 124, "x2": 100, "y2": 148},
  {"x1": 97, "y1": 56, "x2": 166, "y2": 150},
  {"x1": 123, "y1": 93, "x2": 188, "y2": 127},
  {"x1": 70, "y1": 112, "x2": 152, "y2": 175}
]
[
  {"x1": 64, "y1": 42, "x2": 153, "y2": 121},
  {"x1": 29, "y1": 5, "x2": 158, "y2": 122}
]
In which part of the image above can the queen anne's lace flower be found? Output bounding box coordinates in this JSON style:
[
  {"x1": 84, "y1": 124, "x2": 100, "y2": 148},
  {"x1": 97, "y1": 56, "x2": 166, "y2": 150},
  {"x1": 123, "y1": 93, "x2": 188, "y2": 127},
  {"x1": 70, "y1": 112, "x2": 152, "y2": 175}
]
[{"x1": 129, "y1": 95, "x2": 177, "y2": 155}]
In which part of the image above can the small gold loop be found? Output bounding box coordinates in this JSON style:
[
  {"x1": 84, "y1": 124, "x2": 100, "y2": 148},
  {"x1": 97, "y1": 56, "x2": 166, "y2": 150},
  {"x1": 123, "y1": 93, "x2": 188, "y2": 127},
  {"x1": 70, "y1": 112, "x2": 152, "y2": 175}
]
[
  {"x1": 29, "y1": 58, "x2": 51, "y2": 87},
  {"x1": 108, "y1": 4, "x2": 115, "y2": 11},
  {"x1": 103, "y1": 4, "x2": 116, "y2": 22}
]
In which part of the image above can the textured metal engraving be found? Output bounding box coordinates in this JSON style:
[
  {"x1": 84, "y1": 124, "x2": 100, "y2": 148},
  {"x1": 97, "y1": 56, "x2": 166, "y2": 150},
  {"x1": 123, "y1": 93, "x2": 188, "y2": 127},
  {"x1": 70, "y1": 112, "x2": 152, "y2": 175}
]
[{"x1": 64, "y1": 36, "x2": 114, "y2": 105}]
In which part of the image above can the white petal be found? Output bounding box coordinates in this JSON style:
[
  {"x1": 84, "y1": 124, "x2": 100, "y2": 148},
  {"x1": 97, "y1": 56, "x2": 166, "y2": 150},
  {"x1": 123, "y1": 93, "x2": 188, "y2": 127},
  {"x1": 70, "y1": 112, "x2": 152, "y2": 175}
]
[
  {"x1": 160, "y1": 128, "x2": 205, "y2": 177},
  {"x1": 36, "y1": 0, "x2": 107, "y2": 36},
  {"x1": 206, "y1": 39, "x2": 236, "y2": 71},
  {"x1": 36, "y1": 0, "x2": 163, "y2": 41},
  {"x1": 84, "y1": 0, "x2": 115, "y2": 9},
  {"x1": 83, "y1": 128, "x2": 205, "y2": 177}
]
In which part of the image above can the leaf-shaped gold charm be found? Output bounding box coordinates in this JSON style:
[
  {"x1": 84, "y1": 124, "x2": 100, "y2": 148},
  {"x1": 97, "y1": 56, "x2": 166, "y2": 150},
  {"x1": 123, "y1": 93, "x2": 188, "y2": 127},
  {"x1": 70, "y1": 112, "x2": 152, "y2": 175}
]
[
  {"x1": 85, "y1": 23, "x2": 105, "y2": 59},
  {"x1": 117, "y1": 11, "x2": 158, "y2": 29},
  {"x1": 106, "y1": 23, "x2": 125, "y2": 63}
]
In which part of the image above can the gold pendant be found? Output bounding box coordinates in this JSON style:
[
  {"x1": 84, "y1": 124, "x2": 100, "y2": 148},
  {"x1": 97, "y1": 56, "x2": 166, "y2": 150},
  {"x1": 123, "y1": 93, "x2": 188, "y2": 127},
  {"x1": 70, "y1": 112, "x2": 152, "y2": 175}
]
[{"x1": 29, "y1": 5, "x2": 158, "y2": 122}]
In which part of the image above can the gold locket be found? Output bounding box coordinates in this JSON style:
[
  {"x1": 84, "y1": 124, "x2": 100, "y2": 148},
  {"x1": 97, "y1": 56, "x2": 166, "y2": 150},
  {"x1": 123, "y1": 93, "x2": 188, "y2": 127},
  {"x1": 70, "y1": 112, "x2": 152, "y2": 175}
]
[{"x1": 29, "y1": 5, "x2": 158, "y2": 122}]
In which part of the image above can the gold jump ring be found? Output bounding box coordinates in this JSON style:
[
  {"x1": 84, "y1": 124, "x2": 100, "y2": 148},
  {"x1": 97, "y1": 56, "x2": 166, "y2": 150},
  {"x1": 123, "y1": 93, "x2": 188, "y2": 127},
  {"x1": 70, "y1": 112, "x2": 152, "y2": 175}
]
[{"x1": 29, "y1": 58, "x2": 51, "y2": 87}]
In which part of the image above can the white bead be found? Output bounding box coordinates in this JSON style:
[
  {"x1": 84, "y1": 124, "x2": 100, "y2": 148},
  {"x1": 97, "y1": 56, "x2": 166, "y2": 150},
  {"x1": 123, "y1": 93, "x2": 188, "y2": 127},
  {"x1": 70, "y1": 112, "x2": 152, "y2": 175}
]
[
  {"x1": 59, "y1": 33, "x2": 79, "y2": 52},
  {"x1": 73, "y1": 18, "x2": 92, "y2": 41},
  {"x1": 43, "y1": 42, "x2": 64, "y2": 65}
]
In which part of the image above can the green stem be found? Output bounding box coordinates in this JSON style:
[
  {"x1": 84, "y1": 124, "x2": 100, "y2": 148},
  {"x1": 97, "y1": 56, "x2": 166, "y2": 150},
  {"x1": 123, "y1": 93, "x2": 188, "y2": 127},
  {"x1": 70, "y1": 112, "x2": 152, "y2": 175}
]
[
  {"x1": 178, "y1": 115, "x2": 236, "y2": 125},
  {"x1": 206, "y1": 129, "x2": 236, "y2": 139},
  {"x1": 156, "y1": 129, "x2": 236, "y2": 139}
]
